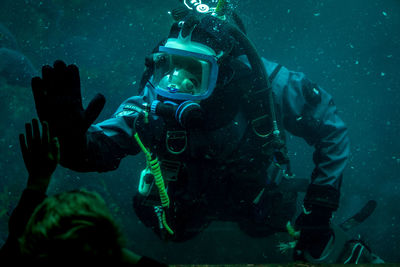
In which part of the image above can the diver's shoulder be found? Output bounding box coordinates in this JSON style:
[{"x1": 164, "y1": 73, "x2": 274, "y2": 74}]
[{"x1": 260, "y1": 57, "x2": 280, "y2": 73}]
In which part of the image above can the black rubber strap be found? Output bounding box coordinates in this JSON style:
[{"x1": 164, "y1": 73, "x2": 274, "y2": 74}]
[
  {"x1": 268, "y1": 64, "x2": 283, "y2": 85},
  {"x1": 244, "y1": 63, "x2": 283, "y2": 119}
]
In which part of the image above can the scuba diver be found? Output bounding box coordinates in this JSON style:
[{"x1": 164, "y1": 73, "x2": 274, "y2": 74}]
[{"x1": 29, "y1": 0, "x2": 373, "y2": 263}]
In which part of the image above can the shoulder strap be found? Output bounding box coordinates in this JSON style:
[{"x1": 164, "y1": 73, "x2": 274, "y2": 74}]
[
  {"x1": 268, "y1": 64, "x2": 283, "y2": 85},
  {"x1": 242, "y1": 63, "x2": 289, "y2": 164},
  {"x1": 243, "y1": 63, "x2": 283, "y2": 136}
]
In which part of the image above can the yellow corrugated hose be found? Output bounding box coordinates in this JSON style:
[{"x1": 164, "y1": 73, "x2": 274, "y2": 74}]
[
  {"x1": 134, "y1": 132, "x2": 174, "y2": 235},
  {"x1": 215, "y1": 0, "x2": 227, "y2": 16}
]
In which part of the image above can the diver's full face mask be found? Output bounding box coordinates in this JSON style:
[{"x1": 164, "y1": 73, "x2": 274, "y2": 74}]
[{"x1": 153, "y1": 46, "x2": 219, "y2": 101}]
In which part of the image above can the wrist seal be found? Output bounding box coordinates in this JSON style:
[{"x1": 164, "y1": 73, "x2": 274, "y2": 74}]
[{"x1": 304, "y1": 184, "x2": 340, "y2": 211}]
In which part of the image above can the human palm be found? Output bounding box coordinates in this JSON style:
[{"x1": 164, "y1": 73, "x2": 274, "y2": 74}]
[{"x1": 19, "y1": 119, "x2": 60, "y2": 192}]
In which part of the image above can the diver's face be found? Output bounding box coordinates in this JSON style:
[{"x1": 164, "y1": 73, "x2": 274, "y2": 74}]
[
  {"x1": 153, "y1": 46, "x2": 219, "y2": 101},
  {"x1": 158, "y1": 68, "x2": 201, "y2": 95}
]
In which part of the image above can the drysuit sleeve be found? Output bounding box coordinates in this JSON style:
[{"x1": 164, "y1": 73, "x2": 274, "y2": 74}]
[
  {"x1": 265, "y1": 59, "x2": 350, "y2": 210},
  {"x1": 71, "y1": 96, "x2": 145, "y2": 172}
]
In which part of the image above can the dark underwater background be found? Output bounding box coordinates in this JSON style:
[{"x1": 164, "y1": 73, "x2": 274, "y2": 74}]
[{"x1": 0, "y1": 0, "x2": 399, "y2": 264}]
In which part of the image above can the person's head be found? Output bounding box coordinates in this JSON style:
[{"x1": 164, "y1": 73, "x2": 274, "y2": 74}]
[
  {"x1": 152, "y1": 5, "x2": 247, "y2": 101},
  {"x1": 19, "y1": 189, "x2": 125, "y2": 264},
  {"x1": 143, "y1": 2, "x2": 267, "y2": 129},
  {"x1": 139, "y1": 0, "x2": 269, "y2": 130}
]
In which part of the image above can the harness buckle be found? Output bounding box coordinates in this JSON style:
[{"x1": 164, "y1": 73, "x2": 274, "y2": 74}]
[{"x1": 251, "y1": 114, "x2": 273, "y2": 138}]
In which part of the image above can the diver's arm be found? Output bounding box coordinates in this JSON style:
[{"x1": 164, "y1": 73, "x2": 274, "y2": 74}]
[
  {"x1": 270, "y1": 63, "x2": 350, "y2": 260},
  {"x1": 269, "y1": 61, "x2": 350, "y2": 210},
  {"x1": 300, "y1": 86, "x2": 349, "y2": 210},
  {"x1": 30, "y1": 61, "x2": 144, "y2": 173},
  {"x1": 61, "y1": 97, "x2": 144, "y2": 172}
]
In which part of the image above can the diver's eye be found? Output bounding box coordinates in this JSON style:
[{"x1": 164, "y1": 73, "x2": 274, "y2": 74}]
[
  {"x1": 181, "y1": 78, "x2": 199, "y2": 94},
  {"x1": 185, "y1": 82, "x2": 194, "y2": 91},
  {"x1": 189, "y1": 78, "x2": 198, "y2": 88}
]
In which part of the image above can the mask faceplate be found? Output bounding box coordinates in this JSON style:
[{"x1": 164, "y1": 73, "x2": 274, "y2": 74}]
[{"x1": 153, "y1": 46, "x2": 219, "y2": 101}]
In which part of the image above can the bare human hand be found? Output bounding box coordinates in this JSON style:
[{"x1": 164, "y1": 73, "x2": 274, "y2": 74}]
[{"x1": 19, "y1": 119, "x2": 60, "y2": 193}]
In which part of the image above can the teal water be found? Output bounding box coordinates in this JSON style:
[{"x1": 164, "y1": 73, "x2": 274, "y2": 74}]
[{"x1": 0, "y1": 0, "x2": 399, "y2": 264}]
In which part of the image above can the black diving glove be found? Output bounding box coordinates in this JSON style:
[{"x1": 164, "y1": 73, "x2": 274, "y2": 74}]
[
  {"x1": 31, "y1": 60, "x2": 105, "y2": 164},
  {"x1": 293, "y1": 205, "x2": 334, "y2": 262}
]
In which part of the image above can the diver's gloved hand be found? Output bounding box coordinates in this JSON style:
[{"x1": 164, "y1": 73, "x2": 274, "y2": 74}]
[
  {"x1": 293, "y1": 205, "x2": 334, "y2": 262},
  {"x1": 31, "y1": 60, "x2": 105, "y2": 163}
]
